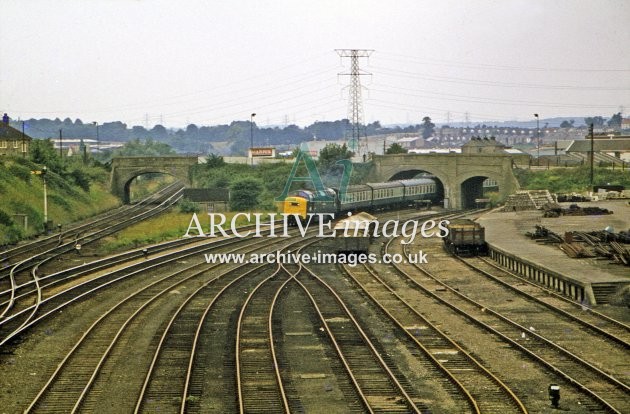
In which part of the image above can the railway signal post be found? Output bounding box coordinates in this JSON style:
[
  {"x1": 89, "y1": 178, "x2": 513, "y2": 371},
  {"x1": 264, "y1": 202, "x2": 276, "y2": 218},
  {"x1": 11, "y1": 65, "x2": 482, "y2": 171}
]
[{"x1": 31, "y1": 166, "x2": 50, "y2": 231}]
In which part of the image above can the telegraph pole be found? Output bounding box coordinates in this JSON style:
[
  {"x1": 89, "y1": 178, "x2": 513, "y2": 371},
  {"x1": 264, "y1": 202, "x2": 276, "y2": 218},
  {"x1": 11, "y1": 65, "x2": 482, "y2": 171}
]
[
  {"x1": 59, "y1": 129, "x2": 63, "y2": 160},
  {"x1": 336, "y1": 49, "x2": 373, "y2": 159},
  {"x1": 589, "y1": 123, "x2": 594, "y2": 186}
]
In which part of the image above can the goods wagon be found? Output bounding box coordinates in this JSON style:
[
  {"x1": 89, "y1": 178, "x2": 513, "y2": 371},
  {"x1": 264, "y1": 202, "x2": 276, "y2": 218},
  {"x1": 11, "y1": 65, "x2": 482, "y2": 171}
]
[{"x1": 443, "y1": 219, "x2": 488, "y2": 256}]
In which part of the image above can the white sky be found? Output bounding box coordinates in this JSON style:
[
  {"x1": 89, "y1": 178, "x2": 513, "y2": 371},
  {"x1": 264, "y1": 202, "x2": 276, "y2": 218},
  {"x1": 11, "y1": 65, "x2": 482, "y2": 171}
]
[{"x1": 1, "y1": 0, "x2": 628, "y2": 128}]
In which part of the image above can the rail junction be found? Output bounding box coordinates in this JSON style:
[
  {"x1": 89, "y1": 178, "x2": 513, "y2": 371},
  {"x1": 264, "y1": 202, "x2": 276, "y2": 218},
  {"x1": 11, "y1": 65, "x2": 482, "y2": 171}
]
[{"x1": 0, "y1": 202, "x2": 628, "y2": 413}]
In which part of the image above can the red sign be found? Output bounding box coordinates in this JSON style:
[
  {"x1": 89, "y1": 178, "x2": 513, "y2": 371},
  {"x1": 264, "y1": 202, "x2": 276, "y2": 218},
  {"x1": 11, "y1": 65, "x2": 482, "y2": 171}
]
[{"x1": 250, "y1": 147, "x2": 274, "y2": 157}]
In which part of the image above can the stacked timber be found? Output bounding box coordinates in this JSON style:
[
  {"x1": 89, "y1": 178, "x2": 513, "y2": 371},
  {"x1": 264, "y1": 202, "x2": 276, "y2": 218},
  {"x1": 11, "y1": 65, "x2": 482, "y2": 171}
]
[
  {"x1": 529, "y1": 226, "x2": 630, "y2": 265},
  {"x1": 503, "y1": 190, "x2": 556, "y2": 211}
]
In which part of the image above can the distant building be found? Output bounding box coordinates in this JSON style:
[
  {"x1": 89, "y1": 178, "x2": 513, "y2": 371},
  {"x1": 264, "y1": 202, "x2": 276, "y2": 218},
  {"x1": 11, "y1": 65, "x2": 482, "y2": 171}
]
[
  {"x1": 461, "y1": 136, "x2": 507, "y2": 154},
  {"x1": 460, "y1": 136, "x2": 530, "y2": 166},
  {"x1": 0, "y1": 115, "x2": 31, "y2": 157},
  {"x1": 396, "y1": 136, "x2": 423, "y2": 149},
  {"x1": 566, "y1": 136, "x2": 630, "y2": 162}
]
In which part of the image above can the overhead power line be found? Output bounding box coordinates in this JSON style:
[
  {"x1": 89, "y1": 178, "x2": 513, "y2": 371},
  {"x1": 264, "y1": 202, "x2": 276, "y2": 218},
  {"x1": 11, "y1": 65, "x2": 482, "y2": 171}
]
[{"x1": 336, "y1": 48, "x2": 374, "y2": 159}]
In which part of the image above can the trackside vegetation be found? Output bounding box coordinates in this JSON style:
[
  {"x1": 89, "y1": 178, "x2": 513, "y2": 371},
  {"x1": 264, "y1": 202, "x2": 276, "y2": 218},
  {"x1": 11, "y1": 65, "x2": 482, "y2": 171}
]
[
  {"x1": 514, "y1": 166, "x2": 630, "y2": 193},
  {"x1": 0, "y1": 152, "x2": 120, "y2": 245}
]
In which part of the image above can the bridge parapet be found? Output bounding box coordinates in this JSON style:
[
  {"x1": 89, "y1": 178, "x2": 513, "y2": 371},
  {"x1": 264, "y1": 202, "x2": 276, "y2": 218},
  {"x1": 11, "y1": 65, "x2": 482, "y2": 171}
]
[
  {"x1": 110, "y1": 156, "x2": 198, "y2": 203},
  {"x1": 370, "y1": 153, "x2": 519, "y2": 209}
]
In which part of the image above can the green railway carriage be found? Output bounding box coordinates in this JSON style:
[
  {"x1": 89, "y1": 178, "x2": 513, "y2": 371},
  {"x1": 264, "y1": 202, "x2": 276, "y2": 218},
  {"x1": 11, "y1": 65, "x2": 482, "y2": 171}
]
[
  {"x1": 368, "y1": 181, "x2": 405, "y2": 209},
  {"x1": 335, "y1": 184, "x2": 373, "y2": 212}
]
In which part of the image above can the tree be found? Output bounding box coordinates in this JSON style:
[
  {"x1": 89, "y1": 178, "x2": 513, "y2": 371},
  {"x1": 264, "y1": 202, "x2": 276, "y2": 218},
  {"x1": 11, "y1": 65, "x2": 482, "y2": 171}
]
[
  {"x1": 385, "y1": 143, "x2": 408, "y2": 154},
  {"x1": 229, "y1": 178, "x2": 263, "y2": 211},
  {"x1": 29, "y1": 139, "x2": 63, "y2": 172},
  {"x1": 584, "y1": 116, "x2": 605, "y2": 127},
  {"x1": 559, "y1": 120, "x2": 575, "y2": 128},
  {"x1": 113, "y1": 138, "x2": 175, "y2": 157},
  {"x1": 318, "y1": 143, "x2": 354, "y2": 172},
  {"x1": 205, "y1": 153, "x2": 225, "y2": 168},
  {"x1": 608, "y1": 112, "x2": 622, "y2": 128},
  {"x1": 421, "y1": 116, "x2": 435, "y2": 139}
]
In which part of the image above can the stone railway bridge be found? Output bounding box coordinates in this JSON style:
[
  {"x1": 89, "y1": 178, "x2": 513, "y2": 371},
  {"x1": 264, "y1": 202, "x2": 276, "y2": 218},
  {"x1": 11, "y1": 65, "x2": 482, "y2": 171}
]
[
  {"x1": 110, "y1": 156, "x2": 197, "y2": 203},
  {"x1": 368, "y1": 152, "x2": 519, "y2": 209}
]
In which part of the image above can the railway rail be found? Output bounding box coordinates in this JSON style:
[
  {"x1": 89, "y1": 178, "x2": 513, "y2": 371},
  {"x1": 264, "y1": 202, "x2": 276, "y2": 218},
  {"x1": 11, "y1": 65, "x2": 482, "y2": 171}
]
[
  {"x1": 338, "y1": 260, "x2": 527, "y2": 413},
  {"x1": 388, "y1": 234, "x2": 629, "y2": 413},
  {"x1": 0, "y1": 182, "x2": 184, "y2": 326},
  {"x1": 294, "y1": 261, "x2": 425, "y2": 413},
  {"x1": 2, "y1": 205, "x2": 627, "y2": 412},
  {"x1": 23, "y1": 230, "x2": 300, "y2": 413}
]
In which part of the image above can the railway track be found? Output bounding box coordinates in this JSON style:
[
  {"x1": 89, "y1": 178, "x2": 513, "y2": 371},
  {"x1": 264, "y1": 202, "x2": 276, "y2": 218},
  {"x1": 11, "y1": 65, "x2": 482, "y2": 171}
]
[
  {"x1": 338, "y1": 260, "x2": 527, "y2": 413},
  {"x1": 387, "y1": 234, "x2": 629, "y2": 413},
  {"x1": 23, "y1": 232, "x2": 298, "y2": 413},
  {"x1": 9, "y1": 207, "x2": 489, "y2": 413},
  {"x1": 4, "y1": 205, "x2": 626, "y2": 412},
  {"x1": 0, "y1": 182, "x2": 184, "y2": 327},
  {"x1": 469, "y1": 255, "x2": 630, "y2": 343},
  {"x1": 295, "y1": 262, "x2": 425, "y2": 413}
]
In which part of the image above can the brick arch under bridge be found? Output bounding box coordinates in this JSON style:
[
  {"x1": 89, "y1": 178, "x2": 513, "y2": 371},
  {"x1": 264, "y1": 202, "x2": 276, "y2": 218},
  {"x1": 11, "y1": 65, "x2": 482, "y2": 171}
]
[
  {"x1": 368, "y1": 153, "x2": 519, "y2": 209},
  {"x1": 110, "y1": 156, "x2": 197, "y2": 203}
]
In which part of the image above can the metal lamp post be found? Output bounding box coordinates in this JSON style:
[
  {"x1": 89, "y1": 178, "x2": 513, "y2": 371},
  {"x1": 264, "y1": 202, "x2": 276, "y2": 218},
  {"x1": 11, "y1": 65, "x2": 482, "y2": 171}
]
[{"x1": 250, "y1": 113, "x2": 256, "y2": 166}]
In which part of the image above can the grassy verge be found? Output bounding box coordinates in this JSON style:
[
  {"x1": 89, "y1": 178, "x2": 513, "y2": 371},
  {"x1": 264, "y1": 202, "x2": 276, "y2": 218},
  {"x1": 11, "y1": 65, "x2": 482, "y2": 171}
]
[
  {"x1": 514, "y1": 166, "x2": 630, "y2": 193},
  {"x1": 100, "y1": 209, "x2": 275, "y2": 253},
  {"x1": 0, "y1": 158, "x2": 121, "y2": 245}
]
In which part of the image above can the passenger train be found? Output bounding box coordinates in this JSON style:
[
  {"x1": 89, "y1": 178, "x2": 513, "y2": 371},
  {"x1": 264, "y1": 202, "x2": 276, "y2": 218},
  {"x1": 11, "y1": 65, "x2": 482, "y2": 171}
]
[{"x1": 278, "y1": 177, "x2": 439, "y2": 224}]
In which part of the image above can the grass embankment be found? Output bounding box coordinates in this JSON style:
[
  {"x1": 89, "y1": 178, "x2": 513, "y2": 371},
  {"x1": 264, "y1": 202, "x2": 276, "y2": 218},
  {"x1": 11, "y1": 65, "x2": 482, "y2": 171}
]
[
  {"x1": 514, "y1": 166, "x2": 630, "y2": 193},
  {"x1": 100, "y1": 210, "x2": 274, "y2": 253},
  {"x1": 0, "y1": 157, "x2": 120, "y2": 245}
]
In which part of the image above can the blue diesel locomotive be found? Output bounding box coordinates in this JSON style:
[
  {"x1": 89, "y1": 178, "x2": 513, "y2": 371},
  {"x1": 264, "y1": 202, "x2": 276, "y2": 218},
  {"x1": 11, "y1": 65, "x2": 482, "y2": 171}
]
[{"x1": 278, "y1": 177, "x2": 439, "y2": 223}]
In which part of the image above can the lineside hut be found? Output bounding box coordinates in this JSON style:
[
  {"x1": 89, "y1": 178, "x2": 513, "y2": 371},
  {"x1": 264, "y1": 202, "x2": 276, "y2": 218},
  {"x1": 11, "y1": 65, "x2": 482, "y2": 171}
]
[{"x1": 183, "y1": 188, "x2": 230, "y2": 212}]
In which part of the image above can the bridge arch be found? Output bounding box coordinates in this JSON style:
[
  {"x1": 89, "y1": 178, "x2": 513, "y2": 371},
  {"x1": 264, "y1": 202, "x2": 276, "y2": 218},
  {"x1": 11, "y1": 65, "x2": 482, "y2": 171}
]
[
  {"x1": 387, "y1": 168, "x2": 447, "y2": 206},
  {"x1": 110, "y1": 156, "x2": 197, "y2": 203},
  {"x1": 369, "y1": 153, "x2": 519, "y2": 209},
  {"x1": 455, "y1": 173, "x2": 500, "y2": 209}
]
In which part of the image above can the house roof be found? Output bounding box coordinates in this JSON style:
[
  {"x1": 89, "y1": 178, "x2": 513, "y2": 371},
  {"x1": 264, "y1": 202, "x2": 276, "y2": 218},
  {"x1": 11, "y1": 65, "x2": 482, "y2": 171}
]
[
  {"x1": 397, "y1": 136, "x2": 421, "y2": 143},
  {"x1": 566, "y1": 139, "x2": 630, "y2": 152},
  {"x1": 0, "y1": 123, "x2": 33, "y2": 141}
]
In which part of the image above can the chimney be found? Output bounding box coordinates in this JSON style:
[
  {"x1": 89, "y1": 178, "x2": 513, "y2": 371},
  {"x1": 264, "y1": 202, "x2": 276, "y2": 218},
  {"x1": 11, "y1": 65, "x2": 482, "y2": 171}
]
[{"x1": 2, "y1": 113, "x2": 9, "y2": 125}]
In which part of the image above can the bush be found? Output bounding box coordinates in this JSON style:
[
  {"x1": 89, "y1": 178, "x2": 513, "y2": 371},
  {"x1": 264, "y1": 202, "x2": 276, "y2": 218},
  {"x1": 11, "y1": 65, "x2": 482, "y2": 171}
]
[
  {"x1": 8, "y1": 164, "x2": 32, "y2": 183},
  {"x1": 515, "y1": 166, "x2": 630, "y2": 193},
  {"x1": 230, "y1": 178, "x2": 263, "y2": 211},
  {"x1": 69, "y1": 168, "x2": 91, "y2": 192},
  {"x1": 0, "y1": 224, "x2": 23, "y2": 245},
  {"x1": 0, "y1": 210, "x2": 14, "y2": 226},
  {"x1": 179, "y1": 198, "x2": 200, "y2": 213},
  {"x1": 49, "y1": 194, "x2": 72, "y2": 211}
]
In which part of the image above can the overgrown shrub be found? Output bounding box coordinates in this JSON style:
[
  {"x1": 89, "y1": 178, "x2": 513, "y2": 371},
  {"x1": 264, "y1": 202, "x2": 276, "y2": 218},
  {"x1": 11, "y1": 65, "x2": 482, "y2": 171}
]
[
  {"x1": 49, "y1": 194, "x2": 72, "y2": 211},
  {"x1": 179, "y1": 198, "x2": 200, "y2": 213},
  {"x1": 0, "y1": 224, "x2": 23, "y2": 245},
  {"x1": 69, "y1": 168, "x2": 91, "y2": 192},
  {"x1": 0, "y1": 210, "x2": 13, "y2": 226},
  {"x1": 8, "y1": 164, "x2": 32, "y2": 183}
]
